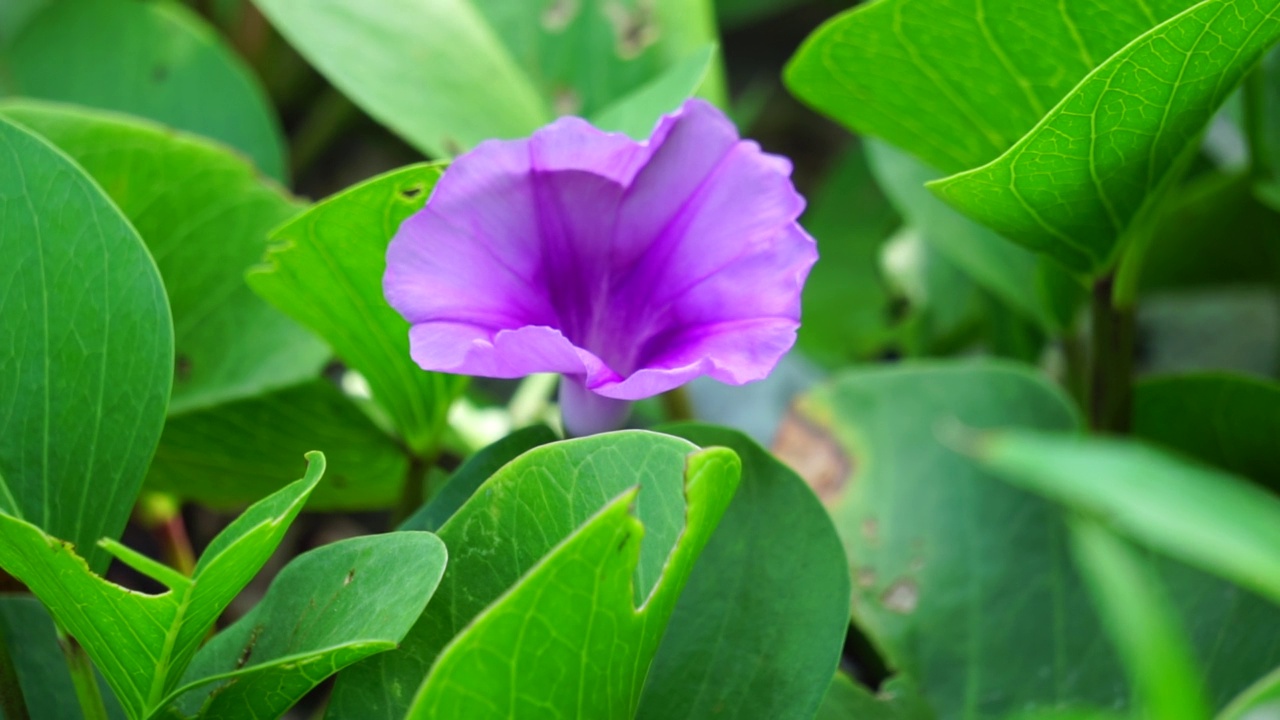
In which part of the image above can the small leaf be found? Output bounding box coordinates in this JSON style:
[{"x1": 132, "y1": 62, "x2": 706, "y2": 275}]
[
  {"x1": 2, "y1": 100, "x2": 327, "y2": 414},
  {"x1": 248, "y1": 164, "x2": 467, "y2": 454},
  {"x1": 978, "y1": 431, "x2": 1280, "y2": 605},
  {"x1": 2, "y1": 0, "x2": 287, "y2": 179},
  {"x1": 147, "y1": 380, "x2": 410, "y2": 511},
  {"x1": 0, "y1": 454, "x2": 325, "y2": 720},
  {"x1": 0, "y1": 115, "x2": 172, "y2": 573},
  {"x1": 160, "y1": 532, "x2": 447, "y2": 719},
  {"x1": 929, "y1": 0, "x2": 1280, "y2": 275},
  {"x1": 636, "y1": 423, "x2": 850, "y2": 720}
]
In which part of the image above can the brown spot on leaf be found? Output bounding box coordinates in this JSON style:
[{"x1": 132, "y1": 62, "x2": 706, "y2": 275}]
[
  {"x1": 772, "y1": 410, "x2": 853, "y2": 503},
  {"x1": 604, "y1": 0, "x2": 659, "y2": 59},
  {"x1": 552, "y1": 87, "x2": 583, "y2": 117},
  {"x1": 541, "y1": 0, "x2": 579, "y2": 31},
  {"x1": 441, "y1": 137, "x2": 464, "y2": 158},
  {"x1": 344, "y1": 569, "x2": 356, "y2": 586},
  {"x1": 175, "y1": 354, "x2": 193, "y2": 382},
  {"x1": 857, "y1": 567, "x2": 876, "y2": 589},
  {"x1": 400, "y1": 185, "x2": 423, "y2": 200},
  {"x1": 236, "y1": 625, "x2": 264, "y2": 669},
  {"x1": 861, "y1": 518, "x2": 879, "y2": 545},
  {"x1": 880, "y1": 579, "x2": 918, "y2": 614}
]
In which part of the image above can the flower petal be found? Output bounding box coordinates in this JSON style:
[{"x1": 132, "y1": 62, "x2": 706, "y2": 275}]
[{"x1": 408, "y1": 321, "x2": 610, "y2": 380}]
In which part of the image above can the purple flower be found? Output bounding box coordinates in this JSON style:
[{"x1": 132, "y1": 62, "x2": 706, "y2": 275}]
[{"x1": 384, "y1": 99, "x2": 817, "y2": 436}]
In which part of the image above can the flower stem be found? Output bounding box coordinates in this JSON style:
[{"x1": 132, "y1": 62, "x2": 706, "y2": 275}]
[
  {"x1": 393, "y1": 453, "x2": 432, "y2": 527},
  {"x1": 57, "y1": 628, "x2": 108, "y2": 720},
  {"x1": 558, "y1": 377, "x2": 631, "y2": 437},
  {"x1": 0, "y1": 621, "x2": 29, "y2": 720},
  {"x1": 136, "y1": 493, "x2": 195, "y2": 577},
  {"x1": 659, "y1": 386, "x2": 695, "y2": 422},
  {"x1": 1089, "y1": 274, "x2": 1135, "y2": 433}
]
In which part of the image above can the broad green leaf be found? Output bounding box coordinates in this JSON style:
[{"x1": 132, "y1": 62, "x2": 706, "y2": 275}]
[
  {"x1": 636, "y1": 424, "x2": 849, "y2": 720},
  {"x1": 329, "y1": 431, "x2": 740, "y2": 720},
  {"x1": 864, "y1": 139, "x2": 1081, "y2": 331},
  {"x1": 591, "y1": 44, "x2": 717, "y2": 139},
  {"x1": 248, "y1": 164, "x2": 467, "y2": 454},
  {"x1": 784, "y1": 0, "x2": 1193, "y2": 174},
  {"x1": 148, "y1": 380, "x2": 409, "y2": 511},
  {"x1": 250, "y1": 0, "x2": 550, "y2": 158},
  {"x1": 1219, "y1": 666, "x2": 1280, "y2": 720},
  {"x1": 1133, "y1": 373, "x2": 1280, "y2": 488},
  {"x1": 1, "y1": 101, "x2": 327, "y2": 413},
  {"x1": 0, "y1": 115, "x2": 171, "y2": 573},
  {"x1": 404, "y1": 443, "x2": 739, "y2": 719},
  {"x1": 2, "y1": 0, "x2": 286, "y2": 180},
  {"x1": 398, "y1": 424, "x2": 559, "y2": 532},
  {"x1": 795, "y1": 145, "x2": 902, "y2": 366},
  {"x1": 0, "y1": 594, "x2": 124, "y2": 720},
  {"x1": 0, "y1": 454, "x2": 325, "y2": 720},
  {"x1": 929, "y1": 0, "x2": 1280, "y2": 275},
  {"x1": 1069, "y1": 520, "x2": 1210, "y2": 720},
  {"x1": 779, "y1": 361, "x2": 1105, "y2": 718},
  {"x1": 978, "y1": 431, "x2": 1280, "y2": 605},
  {"x1": 160, "y1": 532, "x2": 447, "y2": 719},
  {"x1": 780, "y1": 361, "x2": 1280, "y2": 717},
  {"x1": 815, "y1": 674, "x2": 933, "y2": 720}
]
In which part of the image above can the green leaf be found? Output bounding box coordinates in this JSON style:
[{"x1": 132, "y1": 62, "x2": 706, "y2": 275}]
[
  {"x1": 2, "y1": 0, "x2": 286, "y2": 180},
  {"x1": 250, "y1": 0, "x2": 550, "y2": 158},
  {"x1": 0, "y1": 0, "x2": 46, "y2": 45},
  {"x1": 398, "y1": 424, "x2": 559, "y2": 532},
  {"x1": 0, "y1": 454, "x2": 325, "y2": 720},
  {"x1": 1069, "y1": 520, "x2": 1210, "y2": 720},
  {"x1": 636, "y1": 423, "x2": 850, "y2": 720},
  {"x1": 403, "y1": 442, "x2": 739, "y2": 719},
  {"x1": 977, "y1": 431, "x2": 1280, "y2": 606},
  {"x1": 1, "y1": 100, "x2": 327, "y2": 414},
  {"x1": 590, "y1": 44, "x2": 716, "y2": 139},
  {"x1": 795, "y1": 145, "x2": 902, "y2": 366},
  {"x1": 864, "y1": 139, "x2": 1082, "y2": 331},
  {"x1": 1133, "y1": 373, "x2": 1280, "y2": 488},
  {"x1": 147, "y1": 380, "x2": 409, "y2": 511},
  {"x1": 160, "y1": 532, "x2": 447, "y2": 719},
  {"x1": 781, "y1": 361, "x2": 1108, "y2": 718},
  {"x1": 814, "y1": 674, "x2": 932, "y2": 720},
  {"x1": 784, "y1": 0, "x2": 1193, "y2": 175},
  {"x1": 929, "y1": 0, "x2": 1280, "y2": 275},
  {"x1": 0, "y1": 594, "x2": 124, "y2": 720},
  {"x1": 247, "y1": 164, "x2": 467, "y2": 454},
  {"x1": 0, "y1": 115, "x2": 172, "y2": 574},
  {"x1": 329, "y1": 431, "x2": 740, "y2": 720}
]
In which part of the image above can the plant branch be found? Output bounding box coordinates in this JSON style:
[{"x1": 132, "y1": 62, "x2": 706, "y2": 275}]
[
  {"x1": 57, "y1": 628, "x2": 108, "y2": 720},
  {"x1": 1089, "y1": 274, "x2": 1135, "y2": 434},
  {"x1": 0, "y1": 619, "x2": 29, "y2": 720}
]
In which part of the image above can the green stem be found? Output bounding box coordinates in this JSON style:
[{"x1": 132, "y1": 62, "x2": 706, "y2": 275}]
[
  {"x1": 392, "y1": 454, "x2": 432, "y2": 527},
  {"x1": 289, "y1": 87, "x2": 359, "y2": 180},
  {"x1": 57, "y1": 628, "x2": 108, "y2": 720},
  {"x1": 1089, "y1": 274, "x2": 1135, "y2": 434},
  {"x1": 1062, "y1": 331, "x2": 1089, "y2": 412},
  {"x1": 137, "y1": 493, "x2": 196, "y2": 577},
  {"x1": 1244, "y1": 64, "x2": 1270, "y2": 181},
  {"x1": 0, "y1": 619, "x2": 29, "y2": 720},
  {"x1": 659, "y1": 386, "x2": 695, "y2": 422}
]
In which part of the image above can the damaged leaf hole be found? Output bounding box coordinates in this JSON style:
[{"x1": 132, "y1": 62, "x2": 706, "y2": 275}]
[{"x1": 344, "y1": 568, "x2": 356, "y2": 586}]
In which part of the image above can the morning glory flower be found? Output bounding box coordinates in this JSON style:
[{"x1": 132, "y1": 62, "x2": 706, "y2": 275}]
[{"x1": 384, "y1": 99, "x2": 817, "y2": 436}]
